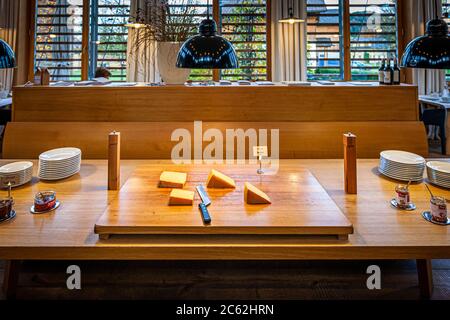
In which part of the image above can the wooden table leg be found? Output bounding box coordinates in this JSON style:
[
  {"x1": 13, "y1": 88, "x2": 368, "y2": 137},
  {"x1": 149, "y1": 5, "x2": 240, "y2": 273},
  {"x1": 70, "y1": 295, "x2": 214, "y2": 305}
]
[
  {"x1": 2, "y1": 260, "x2": 21, "y2": 300},
  {"x1": 416, "y1": 259, "x2": 433, "y2": 299}
]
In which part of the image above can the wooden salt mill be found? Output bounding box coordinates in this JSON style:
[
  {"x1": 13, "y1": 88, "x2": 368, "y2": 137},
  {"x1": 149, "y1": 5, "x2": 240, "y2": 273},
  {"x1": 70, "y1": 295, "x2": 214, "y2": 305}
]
[
  {"x1": 108, "y1": 131, "x2": 121, "y2": 190},
  {"x1": 343, "y1": 133, "x2": 357, "y2": 194}
]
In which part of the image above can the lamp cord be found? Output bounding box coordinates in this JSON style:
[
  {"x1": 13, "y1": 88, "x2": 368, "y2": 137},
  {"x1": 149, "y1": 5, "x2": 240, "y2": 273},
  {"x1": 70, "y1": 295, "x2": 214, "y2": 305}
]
[{"x1": 207, "y1": 0, "x2": 210, "y2": 20}]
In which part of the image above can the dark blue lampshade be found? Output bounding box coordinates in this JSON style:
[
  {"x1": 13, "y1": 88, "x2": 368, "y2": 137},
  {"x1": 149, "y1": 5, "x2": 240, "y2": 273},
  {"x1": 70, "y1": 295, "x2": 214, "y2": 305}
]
[
  {"x1": 0, "y1": 39, "x2": 15, "y2": 69},
  {"x1": 176, "y1": 19, "x2": 238, "y2": 69},
  {"x1": 400, "y1": 18, "x2": 450, "y2": 69}
]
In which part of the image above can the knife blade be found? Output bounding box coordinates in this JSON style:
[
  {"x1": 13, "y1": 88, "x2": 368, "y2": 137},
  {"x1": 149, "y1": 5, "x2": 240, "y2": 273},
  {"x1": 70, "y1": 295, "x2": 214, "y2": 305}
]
[
  {"x1": 196, "y1": 185, "x2": 212, "y2": 224},
  {"x1": 196, "y1": 185, "x2": 211, "y2": 206}
]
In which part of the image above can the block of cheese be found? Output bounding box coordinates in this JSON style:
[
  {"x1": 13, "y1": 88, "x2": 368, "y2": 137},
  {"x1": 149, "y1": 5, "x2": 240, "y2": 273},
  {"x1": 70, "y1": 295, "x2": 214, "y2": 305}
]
[
  {"x1": 207, "y1": 169, "x2": 236, "y2": 188},
  {"x1": 159, "y1": 171, "x2": 187, "y2": 188},
  {"x1": 168, "y1": 189, "x2": 194, "y2": 206},
  {"x1": 244, "y1": 182, "x2": 271, "y2": 204}
]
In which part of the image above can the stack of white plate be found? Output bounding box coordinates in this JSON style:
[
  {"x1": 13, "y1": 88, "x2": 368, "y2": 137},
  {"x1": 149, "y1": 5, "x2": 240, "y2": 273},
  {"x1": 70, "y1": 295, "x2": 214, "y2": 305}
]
[
  {"x1": 426, "y1": 161, "x2": 450, "y2": 188},
  {"x1": 378, "y1": 150, "x2": 425, "y2": 182},
  {"x1": 0, "y1": 161, "x2": 33, "y2": 188},
  {"x1": 38, "y1": 147, "x2": 82, "y2": 181}
]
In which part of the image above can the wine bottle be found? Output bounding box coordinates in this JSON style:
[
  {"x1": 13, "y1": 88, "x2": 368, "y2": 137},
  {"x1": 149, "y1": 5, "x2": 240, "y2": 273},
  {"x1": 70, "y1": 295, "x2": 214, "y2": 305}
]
[
  {"x1": 393, "y1": 57, "x2": 400, "y2": 85},
  {"x1": 378, "y1": 59, "x2": 386, "y2": 85},
  {"x1": 384, "y1": 58, "x2": 393, "y2": 85}
]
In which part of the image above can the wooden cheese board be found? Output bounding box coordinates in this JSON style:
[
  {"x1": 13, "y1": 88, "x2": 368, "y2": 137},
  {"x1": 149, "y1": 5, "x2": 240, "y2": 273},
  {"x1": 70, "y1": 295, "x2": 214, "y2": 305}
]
[{"x1": 95, "y1": 164, "x2": 353, "y2": 239}]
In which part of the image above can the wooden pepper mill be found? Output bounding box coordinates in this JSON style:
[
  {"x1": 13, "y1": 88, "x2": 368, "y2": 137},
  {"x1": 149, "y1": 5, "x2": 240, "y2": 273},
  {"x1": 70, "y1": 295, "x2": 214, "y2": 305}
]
[
  {"x1": 108, "y1": 131, "x2": 121, "y2": 190},
  {"x1": 343, "y1": 133, "x2": 357, "y2": 194}
]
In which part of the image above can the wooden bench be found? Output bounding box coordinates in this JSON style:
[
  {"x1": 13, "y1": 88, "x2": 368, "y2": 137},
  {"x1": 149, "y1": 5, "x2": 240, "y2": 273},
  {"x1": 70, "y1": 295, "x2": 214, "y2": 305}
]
[{"x1": 3, "y1": 121, "x2": 428, "y2": 159}]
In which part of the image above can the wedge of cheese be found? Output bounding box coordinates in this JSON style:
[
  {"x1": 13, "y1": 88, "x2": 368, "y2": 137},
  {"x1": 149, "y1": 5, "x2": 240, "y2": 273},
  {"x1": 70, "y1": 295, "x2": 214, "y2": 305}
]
[
  {"x1": 168, "y1": 189, "x2": 194, "y2": 206},
  {"x1": 244, "y1": 182, "x2": 271, "y2": 204},
  {"x1": 207, "y1": 169, "x2": 236, "y2": 188},
  {"x1": 159, "y1": 171, "x2": 187, "y2": 188}
]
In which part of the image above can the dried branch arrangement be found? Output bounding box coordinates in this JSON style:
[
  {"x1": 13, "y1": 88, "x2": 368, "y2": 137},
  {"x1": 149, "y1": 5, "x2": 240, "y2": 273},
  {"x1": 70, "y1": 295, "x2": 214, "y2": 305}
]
[{"x1": 131, "y1": 0, "x2": 201, "y2": 46}]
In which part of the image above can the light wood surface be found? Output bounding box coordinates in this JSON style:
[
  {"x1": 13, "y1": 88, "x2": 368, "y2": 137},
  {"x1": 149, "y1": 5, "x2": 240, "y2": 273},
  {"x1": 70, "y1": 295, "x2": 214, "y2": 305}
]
[
  {"x1": 3, "y1": 121, "x2": 428, "y2": 159},
  {"x1": 343, "y1": 133, "x2": 357, "y2": 194},
  {"x1": 107, "y1": 132, "x2": 120, "y2": 190},
  {"x1": 95, "y1": 166, "x2": 353, "y2": 238},
  {"x1": 12, "y1": 85, "x2": 419, "y2": 122},
  {"x1": 0, "y1": 159, "x2": 449, "y2": 260}
]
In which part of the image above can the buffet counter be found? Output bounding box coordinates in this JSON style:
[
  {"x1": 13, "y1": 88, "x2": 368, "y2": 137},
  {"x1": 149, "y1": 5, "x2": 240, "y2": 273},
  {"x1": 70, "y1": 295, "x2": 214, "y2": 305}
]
[{"x1": 12, "y1": 83, "x2": 418, "y2": 122}]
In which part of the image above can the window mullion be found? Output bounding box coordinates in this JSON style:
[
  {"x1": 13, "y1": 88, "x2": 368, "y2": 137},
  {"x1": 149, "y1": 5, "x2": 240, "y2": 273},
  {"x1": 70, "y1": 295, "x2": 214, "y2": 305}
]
[
  {"x1": 81, "y1": 0, "x2": 90, "y2": 80},
  {"x1": 342, "y1": 0, "x2": 351, "y2": 81},
  {"x1": 213, "y1": 0, "x2": 220, "y2": 81}
]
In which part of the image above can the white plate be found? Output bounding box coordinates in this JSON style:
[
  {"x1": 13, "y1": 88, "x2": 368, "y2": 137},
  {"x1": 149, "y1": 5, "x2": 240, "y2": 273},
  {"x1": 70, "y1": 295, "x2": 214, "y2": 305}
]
[
  {"x1": 426, "y1": 161, "x2": 450, "y2": 174},
  {"x1": 380, "y1": 161, "x2": 424, "y2": 168},
  {"x1": 380, "y1": 150, "x2": 425, "y2": 165},
  {"x1": 39, "y1": 165, "x2": 80, "y2": 174},
  {"x1": 379, "y1": 165, "x2": 424, "y2": 173},
  {"x1": 39, "y1": 169, "x2": 80, "y2": 181},
  {"x1": 380, "y1": 167, "x2": 424, "y2": 174},
  {"x1": 39, "y1": 158, "x2": 81, "y2": 166},
  {"x1": 0, "y1": 176, "x2": 32, "y2": 188},
  {"x1": 39, "y1": 166, "x2": 80, "y2": 175},
  {"x1": 379, "y1": 163, "x2": 424, "y2": 171},
  {"x1": 0, "y1": 161, "x2": 33, "y2": 174},
  {"x1": 378, "y1": 167, "x2": 423, "y2": 181},
  {"x1": 39, "y1": 148, "x2": 81, "y2": 162}
]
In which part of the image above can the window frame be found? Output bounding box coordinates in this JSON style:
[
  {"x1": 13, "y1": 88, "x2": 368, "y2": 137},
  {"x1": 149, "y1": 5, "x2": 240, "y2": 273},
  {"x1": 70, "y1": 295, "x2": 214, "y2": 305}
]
[
  {"x1": 307, "y1": 0, "x2": 401, "y2": 82},
  {"x1": 30, "y1": 0, "x2": 272, "y2": 82}
]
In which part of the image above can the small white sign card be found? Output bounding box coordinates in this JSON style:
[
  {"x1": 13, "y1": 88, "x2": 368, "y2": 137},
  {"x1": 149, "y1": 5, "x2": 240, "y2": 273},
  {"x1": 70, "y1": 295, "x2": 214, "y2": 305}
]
[
  {"x1": 253, "y1": 146, "x2": 268, "y2": 158},
  {"x1": 253, "y1": 146, "x2": 268, "y2": 174}
]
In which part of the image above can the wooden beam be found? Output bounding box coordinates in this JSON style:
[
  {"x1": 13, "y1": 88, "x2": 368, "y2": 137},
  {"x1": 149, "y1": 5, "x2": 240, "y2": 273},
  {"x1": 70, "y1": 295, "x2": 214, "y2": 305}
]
[
  {"x1": 396, "y1": 0, "x2": 406, "y2": 83},
  {"x1": 416, "y1": 259, "x2": 433, "y2": 299},
  {"x1": 81, "y1": 0, "x2": 90, "y2": 80},
  {"x1": 27, "y1": 0, "x2": 37, "y2": 81},
  {"x1": 213, "y1": 0, "x2": 220, "y2": 81},
  {"x1": 2, "y1": 260, "x2": 21, "y2": 300},
  {"x1": 266, "y1": 0, "x2": 272, "y2": 81},
  {"x1": 342, "y1": 0, "x2": 351, "y2": 81}
]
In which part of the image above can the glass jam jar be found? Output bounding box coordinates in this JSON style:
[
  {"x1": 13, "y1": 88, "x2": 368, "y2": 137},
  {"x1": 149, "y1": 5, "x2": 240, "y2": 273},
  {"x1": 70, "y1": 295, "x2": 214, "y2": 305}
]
[
  {"x1": 395, "y1": 184, "x2": 410, "y2": 208},
  {"x1": 34, "y1": 191, "x2": 56, "y2": 213},
  {"x1": 430, "y1": 196, "x2": 448, "y2": 223},
  {"x1": 0, "y1": 198, "x2": 13, "y2": 219}
]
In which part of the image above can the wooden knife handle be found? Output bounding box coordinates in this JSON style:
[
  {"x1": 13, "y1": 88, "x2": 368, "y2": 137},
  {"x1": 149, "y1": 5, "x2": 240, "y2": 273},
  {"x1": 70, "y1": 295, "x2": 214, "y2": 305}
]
[{"x1": 199, "y1": 203, "x2": 212, "y2": 224}]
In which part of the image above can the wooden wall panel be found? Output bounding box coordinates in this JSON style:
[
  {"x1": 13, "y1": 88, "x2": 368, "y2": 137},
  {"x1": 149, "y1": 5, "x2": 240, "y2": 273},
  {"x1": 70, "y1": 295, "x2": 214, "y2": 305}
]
[
  {"x1": 12, "y1": 85, "x2": 419, "y2": 122},
  {"x1": 3, "y1": 121, "x2": 428, "y2": 159}
]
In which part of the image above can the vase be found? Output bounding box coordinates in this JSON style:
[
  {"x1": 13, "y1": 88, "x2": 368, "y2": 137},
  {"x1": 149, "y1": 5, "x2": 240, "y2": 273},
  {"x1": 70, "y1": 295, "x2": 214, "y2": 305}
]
[{"x1": 157, "y1": 42, "x2": 191, "y2": 84}]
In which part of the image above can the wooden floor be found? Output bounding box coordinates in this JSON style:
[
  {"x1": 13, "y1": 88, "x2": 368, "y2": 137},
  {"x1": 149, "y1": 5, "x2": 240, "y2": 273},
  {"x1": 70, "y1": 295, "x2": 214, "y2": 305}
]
[{"x1": 1, "y1": 260, "x2": 449, "y2": 300}]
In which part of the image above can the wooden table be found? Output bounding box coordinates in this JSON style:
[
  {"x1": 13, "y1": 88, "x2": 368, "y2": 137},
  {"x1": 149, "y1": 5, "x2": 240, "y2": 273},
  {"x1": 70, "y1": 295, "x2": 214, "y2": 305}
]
[{"x1": 1, "y1": 159, "x2": 449, "y2": 299}]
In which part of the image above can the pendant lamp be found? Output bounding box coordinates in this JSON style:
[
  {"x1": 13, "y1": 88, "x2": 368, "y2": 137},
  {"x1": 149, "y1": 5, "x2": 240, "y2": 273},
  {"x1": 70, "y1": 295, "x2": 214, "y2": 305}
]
[
  {"x1": 400, "y1": 0, "x2": 450, "y2": 69},
  {"x1": 279, "y1": 0, "x2": 304, "y2": 24},
  {"x1": 0, "y1": 39, "x2": 15, "y2": 69},
  {"x1": 176, "y1": 0, "x2": 238, "y2": 69}
]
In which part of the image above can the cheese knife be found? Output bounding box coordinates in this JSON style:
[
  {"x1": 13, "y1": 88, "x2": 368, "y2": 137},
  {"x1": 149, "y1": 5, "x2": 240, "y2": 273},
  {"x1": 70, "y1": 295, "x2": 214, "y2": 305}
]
[{"x1": 196, "y1": 185, "x2": 211, "y2": 224}]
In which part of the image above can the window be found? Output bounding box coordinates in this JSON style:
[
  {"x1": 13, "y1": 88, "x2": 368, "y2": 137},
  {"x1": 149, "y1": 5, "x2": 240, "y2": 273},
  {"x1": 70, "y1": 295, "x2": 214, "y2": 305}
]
[
  {"x1": 35, "y1": 0, "x2": 84, "y2": 81},
  {"x1": 306, "y1": 0, "x2": 342, "y2": 80},
  {"x1": 220, "y1": 0, "x2": 269, "y2": 81},
  {"x1": 350, "y1": 0, "x2": 397, "y2": 81},
  {"x1": 167, "y1": 0, "x2": 211, "y2": 80},
  {"x1": 33, "y1": 0, "x2": 270, "y2": 82},
  {"x1": 90, "y1": 0, "x2": 131, "y2": 81},
  {"x1": 306, "y1": 0, "x2": 398, "y2": 81}
]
